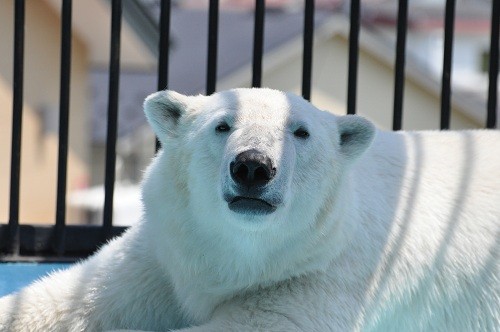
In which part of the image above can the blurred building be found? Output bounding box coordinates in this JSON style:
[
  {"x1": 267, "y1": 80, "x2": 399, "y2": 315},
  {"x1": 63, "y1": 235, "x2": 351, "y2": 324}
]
[{"x1": 0, "y1": 0, "x2": 154, "y2": 224}]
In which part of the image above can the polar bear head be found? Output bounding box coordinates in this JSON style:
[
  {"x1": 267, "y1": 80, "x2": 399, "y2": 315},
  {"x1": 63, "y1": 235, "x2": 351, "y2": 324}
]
[{"x1": 142, "y1": 88, "x2": 374, "y2": 288}]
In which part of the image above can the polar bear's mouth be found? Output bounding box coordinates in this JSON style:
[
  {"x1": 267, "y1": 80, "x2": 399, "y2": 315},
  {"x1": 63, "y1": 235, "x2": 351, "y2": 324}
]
[{"x1": 228, "y1": 196, "x2": 277, "y2": 215}]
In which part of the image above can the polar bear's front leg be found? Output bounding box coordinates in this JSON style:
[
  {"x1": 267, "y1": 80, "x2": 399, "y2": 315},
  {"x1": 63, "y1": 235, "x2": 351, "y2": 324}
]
[
  {"x1": 173, "y1": 274, "x2": 351, "y2": 332},
  {"x1": 109, "y1": 291, "x2": 310, "y2": 332},
  {"x1": 109, "y1": 311, "x2": 303, "y2": 332},
  {"x1": 110, "y1": 275, "x2": 334, "y2": 332},
  {"x1": 108, "y1": 314, "x2": 302, "y2": 332}
]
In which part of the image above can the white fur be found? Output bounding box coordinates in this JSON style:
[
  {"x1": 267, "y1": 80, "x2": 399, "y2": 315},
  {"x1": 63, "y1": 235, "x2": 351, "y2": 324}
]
[{"x1": 1, "y1": 88, "x2": 498, "y2": 331}]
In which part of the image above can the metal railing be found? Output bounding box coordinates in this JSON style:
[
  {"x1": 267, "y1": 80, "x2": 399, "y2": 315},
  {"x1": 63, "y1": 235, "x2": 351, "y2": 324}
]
[{"x1": 0, "y1": 0, "x2": 498, "y2": 261}]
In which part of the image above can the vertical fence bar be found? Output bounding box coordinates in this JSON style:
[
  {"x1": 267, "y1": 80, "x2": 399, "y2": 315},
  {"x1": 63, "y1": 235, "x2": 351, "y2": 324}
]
[
  {"x1": 487, "y1": 0, "x2": 499, "y2": 129},
  {"x1": 156, "y1": 0, "x2": 171, "y2": 151},
  {"x1": 103, "y1": 0, "x2": 122, "y2": 235},
  {"x1": 440, "y1": 0, "x2": 456, "y2": 130},
  {"x1": 206, "y1": 0, "x2": 219, "y2": 95},
  {"x1": 157, "y1": 0, "x2": 170, "y2": 91},
  {"x1": 8, "y1": 0, "x2": 25, "y2": 255},
  {"x1": 347, "y1": 0, "x2": 360, "y2": 115},
  {"x1": 252, "y1": 0, "x2": 265, "y2": 88},
  {"x1": 54, "y1": 0, "x2": 72, "y2": 255},
  {"x1": 392, "y1": 0, "x2": 408, "y2": 131},
  {"x1": 302, "y1": 0, "x2": 315, "y2": 101}
]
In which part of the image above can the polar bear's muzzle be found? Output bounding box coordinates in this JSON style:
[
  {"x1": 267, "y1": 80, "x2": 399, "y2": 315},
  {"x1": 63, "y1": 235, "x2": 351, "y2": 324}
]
[{"x1": 225, "y1": 149, "x2": 278, "y2": 215}]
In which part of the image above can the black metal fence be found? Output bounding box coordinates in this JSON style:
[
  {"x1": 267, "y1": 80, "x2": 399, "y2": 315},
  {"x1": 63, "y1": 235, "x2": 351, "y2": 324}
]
[{"x1": 0, "y1": 0, "x2": 498, "y2": 261}]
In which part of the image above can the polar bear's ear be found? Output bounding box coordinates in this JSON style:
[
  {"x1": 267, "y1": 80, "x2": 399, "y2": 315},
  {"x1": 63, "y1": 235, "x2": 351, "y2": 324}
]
[
  {"x1": 144, "y1": 90, "x2": 187, "y2": 138},
  {"x1": 143, "y1": 90, "x2": 200, "y2": 139},
  {"x1": 337, "y1": 115, "x2": 375, "y2": 161}
]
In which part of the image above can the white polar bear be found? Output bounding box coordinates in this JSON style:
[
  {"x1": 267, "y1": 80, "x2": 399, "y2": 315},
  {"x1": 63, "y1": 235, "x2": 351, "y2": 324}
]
[{"x1": 1, "y1": 88, "x2": 499, "y2": 331}]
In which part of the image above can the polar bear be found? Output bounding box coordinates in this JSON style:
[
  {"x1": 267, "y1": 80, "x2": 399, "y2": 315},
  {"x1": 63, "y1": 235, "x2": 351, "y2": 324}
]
[{"x1": 1, "y1": 88, "x2": 499, "y2": 331}]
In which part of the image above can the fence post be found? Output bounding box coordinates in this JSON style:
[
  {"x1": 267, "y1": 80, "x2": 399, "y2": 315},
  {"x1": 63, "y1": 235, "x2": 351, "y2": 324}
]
[
  {"x1": 206, "y1": 0, "x2": 219, "y2": 95},
  {"x1": 440, "y1": 0, "x2": 456, "y2": 130},
  {"x1": 8, "y1": 0, "x2": 26, "y2": 256},
  {"x1": 103, "y1": 0, "x2": 122, "y2": 237},
  {"x1": 347, "y1": 0, "x2": 360, "y2": 115},
  {"x1": 486, "y1": 0, "x2": 499, "y2": 129}
]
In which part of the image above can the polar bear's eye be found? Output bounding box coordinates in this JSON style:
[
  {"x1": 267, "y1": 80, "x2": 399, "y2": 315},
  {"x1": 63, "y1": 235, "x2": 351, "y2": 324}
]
[
  {"x1": 215, "y1": 122, "x2": 231, "y2": 133},
  {"x1": 294, "y1": 127, "x2": 310, "y2": 139}
]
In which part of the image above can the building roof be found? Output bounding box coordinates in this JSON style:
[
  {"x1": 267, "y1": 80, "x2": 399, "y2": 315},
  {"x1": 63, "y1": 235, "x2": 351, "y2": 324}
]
[
  {"x1": 91, "y1": 0, "x2": 498, "y2": 144},
  {"x1": 361, "y1": 0, "x2": 493, "y2": 32}
]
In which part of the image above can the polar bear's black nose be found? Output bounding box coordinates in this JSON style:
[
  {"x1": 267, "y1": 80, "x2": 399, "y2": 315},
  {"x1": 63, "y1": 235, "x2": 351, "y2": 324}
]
[{"x1": 230, "y1": 149, "x2": 275, "y2": 187}]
